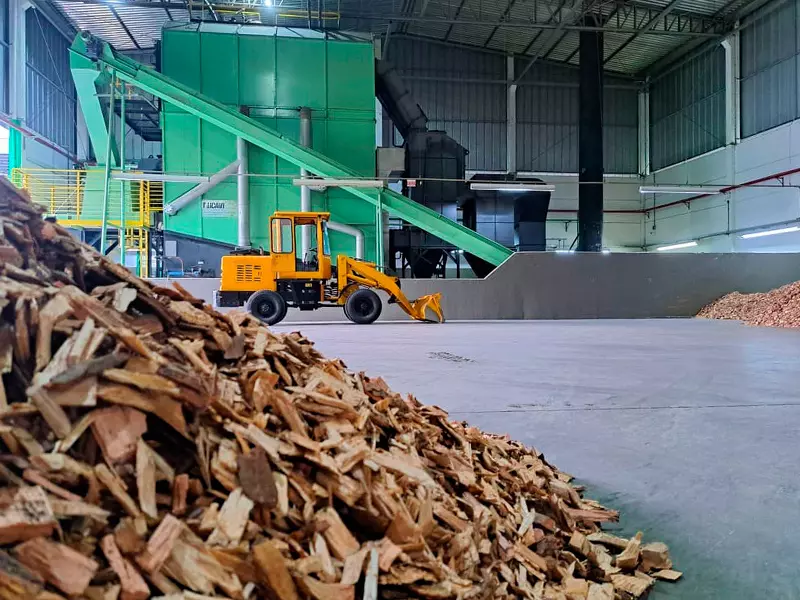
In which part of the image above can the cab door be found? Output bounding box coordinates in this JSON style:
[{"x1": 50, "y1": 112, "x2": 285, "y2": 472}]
[{"x1": 270, "y1": 216, "x2": 297, "y2": 277}]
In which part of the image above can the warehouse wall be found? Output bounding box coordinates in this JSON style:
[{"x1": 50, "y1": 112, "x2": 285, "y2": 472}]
[
  {"x1": 649, "y1": 46, "x2": 725, "y2": 170},
  {"x1": 642, "y1": 0, "x2": 800, "y2": 252},
  {"x1": 385, "y1": 38, "x2": 507, "y2": 172},
  {"x1": 385, "y1": 37, "x2": 639, "y2": 175},
  {"x1": 642, "y1": 120, "x2": 800, "y2": 251},
  {"x1": 25, "y1": 7, "x2": 75, "y2": 160},
  {"x1": 740, "y1": 0, "x2": 800, "y2": 137}
]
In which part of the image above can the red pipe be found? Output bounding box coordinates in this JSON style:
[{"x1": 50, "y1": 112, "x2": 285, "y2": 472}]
[{"x1": 546, "y1": 167, "x2": 800, "y2": 216}]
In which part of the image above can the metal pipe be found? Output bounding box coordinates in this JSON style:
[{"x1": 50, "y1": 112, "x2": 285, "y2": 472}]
[
  {"x1": 237, "y1": 137, "x2": 250, "y2": 247},
  {"x1": 100, "y1": 71, "x2": 117, "y2": 255},
  {"x1": 112, "y1": 172, "x2": 210, "y2": 183},
  {"x1": 299, "y1": 107, "x2": 312, "y2": 258},
  {"x1": 328, "y1": 220, "x2": 364, "y2": 259},
  {"x1": 164, "y1": 160, "x2": 240, "y2": 216},
  {"x1": 119, "y1": 82, "x2": 126, "y2": 267}
]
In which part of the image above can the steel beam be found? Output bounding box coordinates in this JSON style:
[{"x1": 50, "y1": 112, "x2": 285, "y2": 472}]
[{"x1": 604, "y1": 0, "x2": 685, "y2": 65}]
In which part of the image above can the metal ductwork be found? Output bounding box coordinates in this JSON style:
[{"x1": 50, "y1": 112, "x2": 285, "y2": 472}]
[
  {"x1": 375, "y1": 59, "x2": 428, "y2": 139},
  {"x1": 328, "y1": 221, "x2": 365, "y2": 259},
  {"x1": 164, "y1": 160, "x2": 240, "y2": 216}
]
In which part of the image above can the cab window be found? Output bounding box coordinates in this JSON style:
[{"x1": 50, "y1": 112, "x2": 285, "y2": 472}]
[
  {"x1": 321, "y1": 222, "x2": 330, "y2": 256},
  {"x1": 271, "y1": 218, "x2": 293, "y2": 253}
]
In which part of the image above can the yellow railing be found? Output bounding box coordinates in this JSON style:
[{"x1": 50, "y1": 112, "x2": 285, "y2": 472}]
[{"x1": 11, "y1": 168, "x2": 163, "y2": 277}]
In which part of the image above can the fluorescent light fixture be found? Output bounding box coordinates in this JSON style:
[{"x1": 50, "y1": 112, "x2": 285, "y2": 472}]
[
  {"x1": 112, "y1": 172, "x2": 209, "y2": 183},
  {"x1": 741, "y1": 226, "x2": 800, "y2": 239},
  {"x1": 555, "y1": 249, "x2": 574, "y2": 254},
  {"x1": 656, "y1": 241, "x2": 698, "y2": 251},
  {"x1": 292, "y1": 178, "x2": 384, "y2": 189},
  {"x1": 470, "y1": 183, "x2": 556, "y2": 192},
  {"x1": 639, "y1": 185, "x2": 725, "y2": 195}
]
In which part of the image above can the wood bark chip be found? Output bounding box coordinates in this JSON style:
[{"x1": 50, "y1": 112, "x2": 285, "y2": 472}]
[
  {"x1": 237, "y1": 446, "x2": 278, "y2": 507},
  {"x1": 0, "y1": 180, "x2": 678, "y2": 599}
]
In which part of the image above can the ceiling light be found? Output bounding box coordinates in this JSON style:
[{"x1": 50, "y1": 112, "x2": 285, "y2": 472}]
[
  {"x1": 292, "y1": 178, "x2": 385, "y2": 189},
  {"x1": 656, "y1": 241, "x2": 698, "y2": 251},
  {"x1": 639, "y1": 185, "x2": 725, "y2": 195},
  {"x1": 555, "y1": 249, "x2": 574, "y2": 254},
  {"x1": 470, "y1": 183, "x2": 556, "y2": 192},
  {"x1": 741, "y1": 226, "x2": 800, "y2": 239}
]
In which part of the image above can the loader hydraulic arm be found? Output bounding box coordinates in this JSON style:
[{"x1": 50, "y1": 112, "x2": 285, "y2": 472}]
[{"x1": 338, "y1": 257, "x2": 444, "y2": 323}]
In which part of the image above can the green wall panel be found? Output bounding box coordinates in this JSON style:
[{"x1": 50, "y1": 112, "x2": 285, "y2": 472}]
[
  {"x1": 161, "y1": 26, "x2": 378, "y2": 261},
  {"x1": 238, "y1": 37, "x2": 276, "y2": 107},
  {"x1": 200, "y1": 33, "x2": 239, "y2": 105},
  {"x1": 275, "y1": 38, "x2": 326, "y2": 109},
  {"x1": 326, "y1": 41, "x2": 375, "y2": 111}
]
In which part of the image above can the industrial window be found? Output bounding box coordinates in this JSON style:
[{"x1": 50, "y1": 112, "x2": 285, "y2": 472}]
[{"x1": 271, "y1": 218, "x2": 293, "y2": 254}]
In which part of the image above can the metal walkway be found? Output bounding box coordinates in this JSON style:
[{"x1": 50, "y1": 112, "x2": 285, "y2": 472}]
[{"x1": 69, "y1": 33, "x2": 512, "y2": 267}]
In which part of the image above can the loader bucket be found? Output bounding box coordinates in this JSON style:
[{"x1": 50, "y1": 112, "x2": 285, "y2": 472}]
[{"x1": 409, "y1": 292, "x2": 445, "y2": 323}]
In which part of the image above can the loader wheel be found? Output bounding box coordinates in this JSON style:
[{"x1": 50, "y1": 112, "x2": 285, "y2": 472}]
[
  {"x1": 246, "y1": 290, "x2": 287, "y2": 325},
  {"x1": 345, "y1": 289, "x2": 382, "y2": 324}
]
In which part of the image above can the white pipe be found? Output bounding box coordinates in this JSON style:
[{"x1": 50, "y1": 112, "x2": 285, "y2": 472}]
[
  {"x1": 112, "y1": 172, "x2": 210, "y2": 183},
  {"x1": 328, "y1": 221, "x2": 364, "y2": 259},
  {"x1": 164, "y1": 160, "x2": 240, "y2": 216},
  {"x1": 237, "y1": 137, "x2": 250, "y2": 247},
  {"x1": 299, "y1": 107, "x2": 312, "y2": 258}
]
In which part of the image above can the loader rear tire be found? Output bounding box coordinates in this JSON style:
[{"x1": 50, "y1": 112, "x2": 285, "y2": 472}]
[
  {"x1": 345, "y1": 289, "x2": 382, "y2": 324},
  {"x1": 246, "y1": 290, "x2": 287, "y2": 325}
]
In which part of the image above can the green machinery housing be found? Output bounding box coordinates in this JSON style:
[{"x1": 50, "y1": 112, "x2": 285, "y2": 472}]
[
  {"x1": 69, "y1": 26, "x2": 512, "y2": 269},
  {"x1": 161, "y1": 25, "x2": 379, "y2": 259}
]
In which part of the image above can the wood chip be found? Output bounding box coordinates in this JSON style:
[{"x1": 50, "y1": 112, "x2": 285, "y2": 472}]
[{"x1": 14, "y1": 537, "x2": 98, "y2": 596}]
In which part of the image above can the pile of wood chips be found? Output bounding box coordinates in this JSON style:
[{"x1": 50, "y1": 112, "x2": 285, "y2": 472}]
[
  {"x1": 698, "y1": 281, "x2": 800, "y2": 327},
  {"x1": 0, "y1": 177, "x2": 680, "y2": 600}
]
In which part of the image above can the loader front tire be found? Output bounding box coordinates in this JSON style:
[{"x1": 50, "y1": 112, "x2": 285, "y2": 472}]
[
  {"x1": 345, "y1": 289, "x2": 382, "y2": 324},
  {"x1": 246, "y1": 290, "x2": 287, "y2": 325}
]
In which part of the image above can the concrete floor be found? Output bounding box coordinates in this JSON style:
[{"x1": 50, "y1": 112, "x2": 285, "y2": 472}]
[{"x1": 274, "y1": 319, "x2": 800, "y2": 599}]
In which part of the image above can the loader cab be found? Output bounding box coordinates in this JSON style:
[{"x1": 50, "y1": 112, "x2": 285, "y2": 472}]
[{"x1": 269, "y1": 211, "x2": 332, "y2": 280}]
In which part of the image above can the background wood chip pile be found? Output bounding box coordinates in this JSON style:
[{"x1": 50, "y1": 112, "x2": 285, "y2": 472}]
[
  {"x1": 698, "y1": 281, "x2": 800, "y2": 327},
  {"x1": 0, "y1": 177, "x2": 680, "y2": 600}
]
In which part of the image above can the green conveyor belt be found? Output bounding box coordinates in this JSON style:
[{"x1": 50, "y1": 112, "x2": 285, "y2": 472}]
[{"x1": 70, "y1": 33, "x2": 513, "y2": 267}]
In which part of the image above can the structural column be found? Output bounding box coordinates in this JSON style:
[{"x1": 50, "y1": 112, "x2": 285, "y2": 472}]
[{"x1": 577, "y1": 15, "x2": 604, "y2": 252}]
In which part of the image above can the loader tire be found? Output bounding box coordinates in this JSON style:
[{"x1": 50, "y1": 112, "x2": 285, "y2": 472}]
[
  {"x1": 345, "y1": 289, "x2": 382, "y2": 324},
  {"x1": 246, "y1": 290, "x2": 287, "y2": 325}
]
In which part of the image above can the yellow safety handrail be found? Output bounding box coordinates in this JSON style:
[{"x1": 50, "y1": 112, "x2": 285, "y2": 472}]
[{"x1": 11, "y1": 168, "x2": 164, "y2": 278}]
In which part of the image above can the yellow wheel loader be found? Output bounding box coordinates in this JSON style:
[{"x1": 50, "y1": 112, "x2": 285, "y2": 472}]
[{"x1": 215, "y1": 211, "x2": 444, "y2": 325}]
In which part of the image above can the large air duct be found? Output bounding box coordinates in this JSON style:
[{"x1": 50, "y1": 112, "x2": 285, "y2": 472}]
[
  {"x1": 328, "y1": 221, "x2": 364, "y2": 259},
  {"x1": 164, "y1": 159, "x2": 240, "y2": 216}
]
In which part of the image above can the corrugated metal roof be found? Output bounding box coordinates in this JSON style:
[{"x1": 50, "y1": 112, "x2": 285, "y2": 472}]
[{"x1": 50, "y1": 0, "x2": 756, "y2": 74}]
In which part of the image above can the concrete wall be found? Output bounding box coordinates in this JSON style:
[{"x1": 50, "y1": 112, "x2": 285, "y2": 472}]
[
  {"x1": 150, "y1": 251, "x2": 800, "y2": 321},
  {"x1": 643, "y1": 119, "x2": 800, "y2": 252}
]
